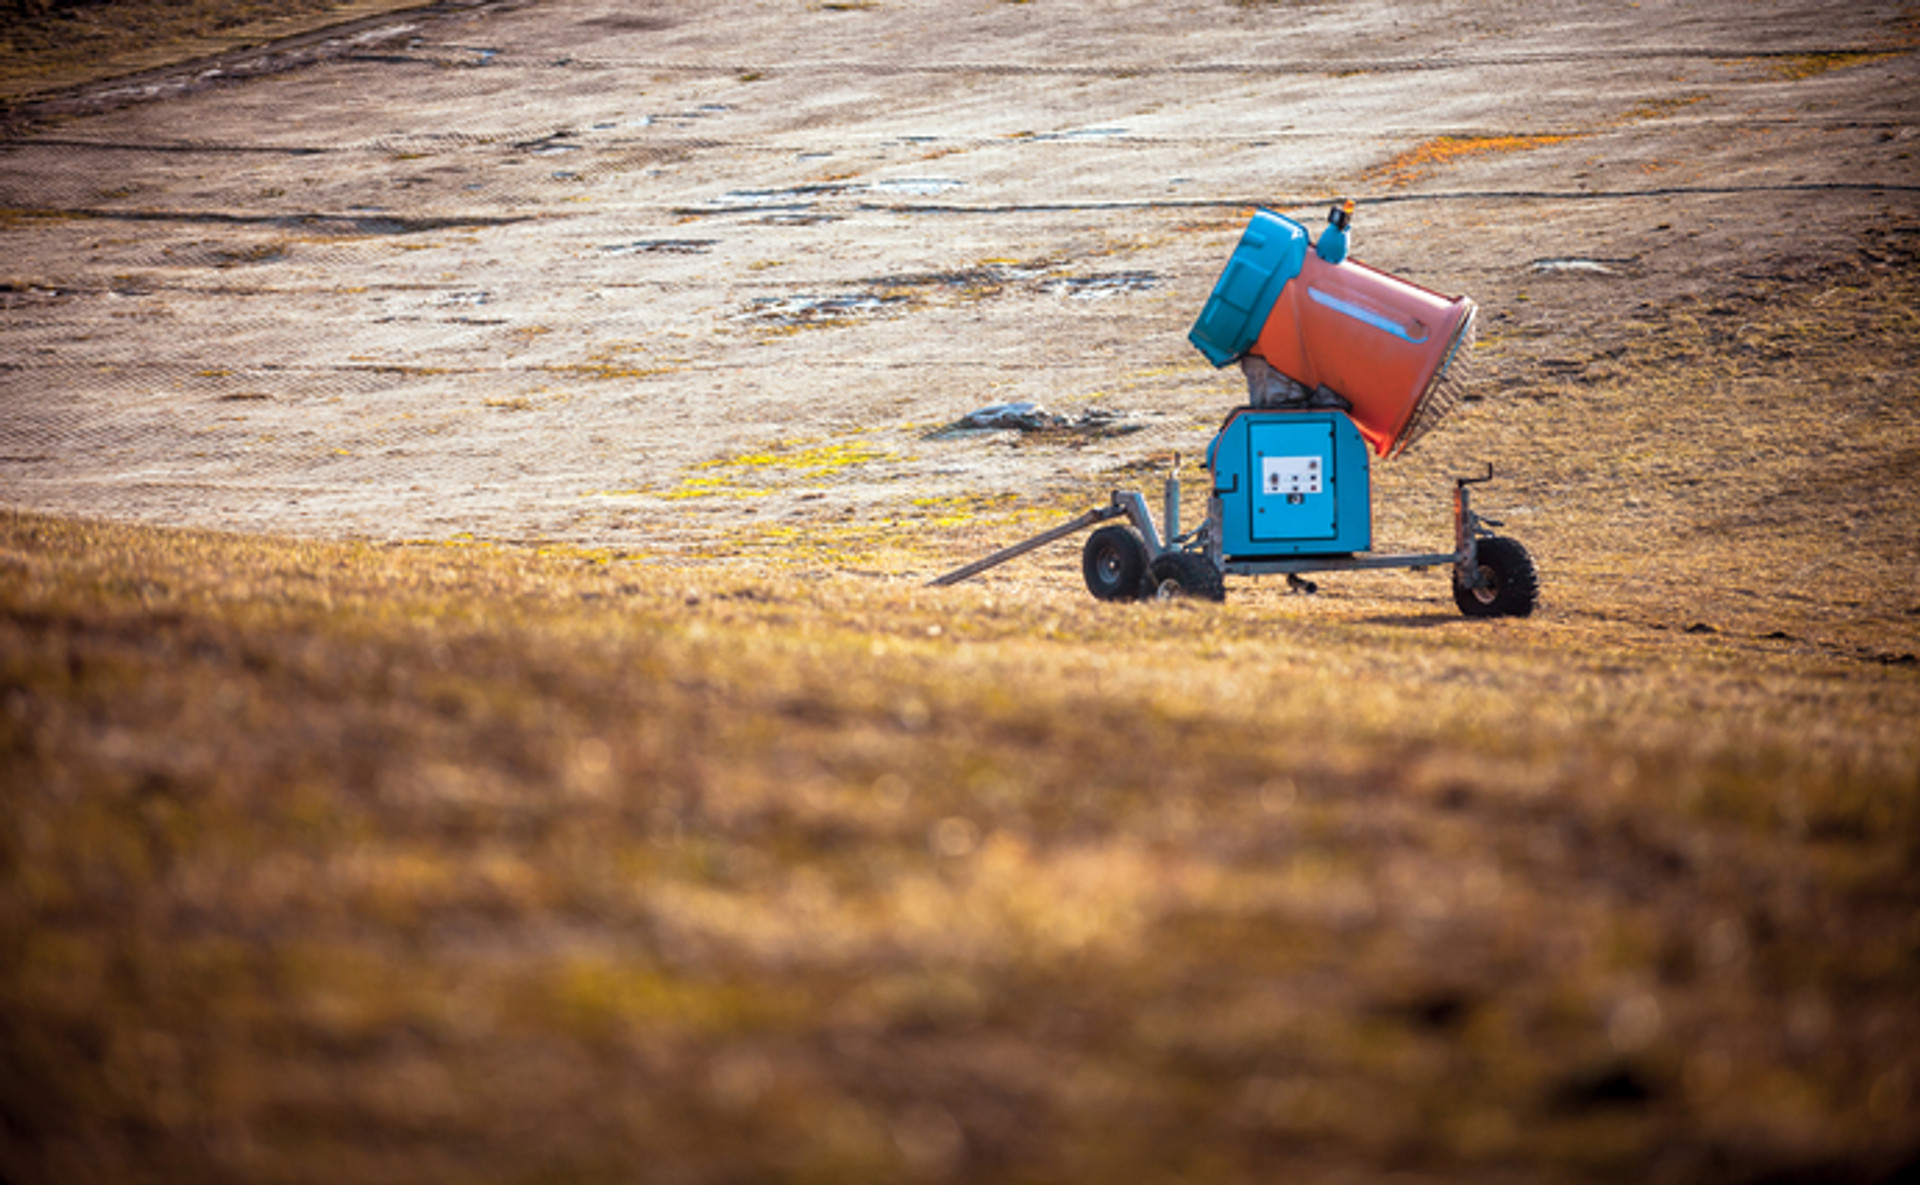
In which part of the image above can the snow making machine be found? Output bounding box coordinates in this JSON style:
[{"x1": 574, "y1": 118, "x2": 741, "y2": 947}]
[{"x1": 932, "y1": 201, "x2": 1538, "y2": 618}]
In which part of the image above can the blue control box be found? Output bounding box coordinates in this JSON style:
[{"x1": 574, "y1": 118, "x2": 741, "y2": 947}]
[{"x1": 1206, "y1": 410, "x2": 1372, "y2": 557}]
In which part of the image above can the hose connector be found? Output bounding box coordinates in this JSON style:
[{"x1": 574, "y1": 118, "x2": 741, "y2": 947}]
[{"x1": 1316, "y1": 198, "x2": 1355, "y2": 264}]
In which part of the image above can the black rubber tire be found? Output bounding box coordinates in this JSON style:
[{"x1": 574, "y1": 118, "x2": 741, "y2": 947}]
[
  {"x1": 1083, "y1": 525, "x2": 1150, "y2": 601},
  {"x1": 1149, "y1": 550, "x2": 1226, "y2": 603},
  {"x1": 1453, "y1": 536, "x2": 1538, "y2": 618}
]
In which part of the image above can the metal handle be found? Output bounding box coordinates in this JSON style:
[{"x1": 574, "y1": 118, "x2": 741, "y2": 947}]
[
  {"x1": 926, "y1": 501, "x2": 1126, "y2": 587},
  {"x1": 1455, "y1": 462, "x2": 1495, "y2": 489}
]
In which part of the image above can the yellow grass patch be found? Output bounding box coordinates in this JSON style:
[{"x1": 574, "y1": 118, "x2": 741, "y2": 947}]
[
  {"x1": 1763, "y1": 51, "x2": 1902, "y2": 80},
  {"x1": 1365, "y1": 134, "x2": 1578, "y2": 187}
]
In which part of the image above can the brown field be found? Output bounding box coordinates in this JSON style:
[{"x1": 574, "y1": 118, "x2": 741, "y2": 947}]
[{"x1": 3, "y1": 0, "x2": 1919, "y2": 1182}]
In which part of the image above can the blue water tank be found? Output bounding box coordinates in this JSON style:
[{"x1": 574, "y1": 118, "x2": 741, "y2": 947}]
[{"x1": 1187, "y1": 209, "x2": 1310, "y2": 368}]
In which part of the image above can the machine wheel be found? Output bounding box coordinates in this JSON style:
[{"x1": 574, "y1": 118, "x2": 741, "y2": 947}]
[
  {"x1": 1150, "y1": 550, "x2": 1226, "y2": 603},
  {"x1": 1453, "y1": 536, "x2": 1538, "y2": 618},
  {"x1": 1083, "y1": 525, "x2": 1150, "y2": 601}
]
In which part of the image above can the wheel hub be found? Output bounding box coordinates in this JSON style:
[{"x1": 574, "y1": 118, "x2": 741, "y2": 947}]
[{"x1": 1468, "y1": 563, "x2": 1499, "y2": 604}]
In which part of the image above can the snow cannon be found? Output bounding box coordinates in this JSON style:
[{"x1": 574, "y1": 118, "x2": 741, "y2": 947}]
[
  {"x1": 1188, "y1": 203, "x2": 1476, "y2": 458},
  {"x1": 928, "y1": 197, "x2": 1536, "y2": 619}
]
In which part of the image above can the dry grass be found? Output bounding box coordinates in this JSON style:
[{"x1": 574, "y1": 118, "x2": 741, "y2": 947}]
[
  {"x1": 1761, "y1": 51, "x2": 1904, "y2": 81},
  {"x1": 2, "y1": 13, "x2": 1918, "y2": 1180},
  {"x1": 1362, "y1": 135, "x2": 1579, "y2": 188},
  {"x1": 6, "y1": 239, "x2": 1920, "y2": 1185}
]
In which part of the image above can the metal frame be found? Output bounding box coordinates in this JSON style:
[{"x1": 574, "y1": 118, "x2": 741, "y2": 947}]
[
  {"x1": 927, "y1": 502, "x2": 1125, "y2": 587},
  {"x1": 928, "y1": 463, "x2": 1504, "y2": 593},
  {"x1": 1206, "y1": 464, "x2": 1500, "y2": 590}
]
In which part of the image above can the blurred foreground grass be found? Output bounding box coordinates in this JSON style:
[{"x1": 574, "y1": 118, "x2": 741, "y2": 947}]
[{"x1": 3, "y1": 500, "x2": 1917, "y2": 1184}]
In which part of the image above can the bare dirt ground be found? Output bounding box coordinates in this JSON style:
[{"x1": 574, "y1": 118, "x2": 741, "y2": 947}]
[{"x1": 3, "y1": 0, "x2": 1915, "y2": 565}]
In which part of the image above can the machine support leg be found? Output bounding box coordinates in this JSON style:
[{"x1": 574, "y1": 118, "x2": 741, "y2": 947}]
[
  {"x1": 927, "y1": 501, "x2": 1127, "y2": 587},
  {"x1": 1454, "y1": 482, "x2": 1473, "y2": 568},
  {"x1": 1163, "y1": 463, "x2": 1181, "y2": 547},
  {"x1": 1111, "y1": 491, "x2": 1163, "y2": 556},
  {"x1": 1453, "y1": 463, "x2": 1495, "y2": 586}
]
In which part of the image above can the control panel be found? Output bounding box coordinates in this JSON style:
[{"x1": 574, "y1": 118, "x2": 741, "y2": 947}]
[{"x1": 1206, "y1": 409, "x2": 1371, "y2": 558}]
